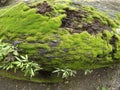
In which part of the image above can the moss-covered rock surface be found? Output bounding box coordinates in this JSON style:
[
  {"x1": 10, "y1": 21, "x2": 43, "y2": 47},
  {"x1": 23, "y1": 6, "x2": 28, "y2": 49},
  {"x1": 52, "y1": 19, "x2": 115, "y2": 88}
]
[{"x1": 0, "y1": 0, "x2": 120, "y2": 82}]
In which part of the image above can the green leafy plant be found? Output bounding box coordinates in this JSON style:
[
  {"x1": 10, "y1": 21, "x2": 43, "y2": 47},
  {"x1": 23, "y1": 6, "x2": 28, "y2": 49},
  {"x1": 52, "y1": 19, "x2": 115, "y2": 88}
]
[
  {"x1": 2, "y1": 55, "x2": 42, "y2": 78},
  {"x1": 0, "y1": 40, "x2": 18, "y2": 61},
  {"x1": 84, "y1": 69, "x2": 93, "y2": 75},
  {"x1": 0, "y1": 40, "x2": 42, "y2": 78},
  {"x1": 52, "y1": 68, "x2": 76, "y2": 79},
  {"x1": 46, "y1": 85, "x2": 51, "y2": 90},
  {"x1": 96, "y1": 86, "x2": 108, "y2": 90}
]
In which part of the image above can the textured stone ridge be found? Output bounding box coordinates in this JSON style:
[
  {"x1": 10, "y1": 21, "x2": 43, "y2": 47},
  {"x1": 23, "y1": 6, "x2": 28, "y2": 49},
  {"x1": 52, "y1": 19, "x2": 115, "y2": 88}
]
[{"x1": 0, "y1": 0, "x2": 120, "y2": 72}]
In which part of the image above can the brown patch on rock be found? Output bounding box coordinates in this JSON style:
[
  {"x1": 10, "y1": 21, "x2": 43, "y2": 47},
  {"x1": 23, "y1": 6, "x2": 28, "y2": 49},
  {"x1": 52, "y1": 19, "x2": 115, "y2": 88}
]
[
  {"x1": 109, "y1": 35, "x2": 118, "y2": 59},
  {"x1": 110, "y1": 35, "x2": 118, "y2": 46},
  {"x1": 61, "y1": 8, "x2": 88, "y2": 33},
  {"x1": 61, "y1": 8, "x2": 111, "y2": 34},
  {"x1": 82, "y1": 19, "x2": 111, "y2": 34},
  {"x1": 30, "y1": 1, "x2": 53, "y2": 15},
  {"x1": 36, "y1": 1, "x2": 52, "y2": 15}
]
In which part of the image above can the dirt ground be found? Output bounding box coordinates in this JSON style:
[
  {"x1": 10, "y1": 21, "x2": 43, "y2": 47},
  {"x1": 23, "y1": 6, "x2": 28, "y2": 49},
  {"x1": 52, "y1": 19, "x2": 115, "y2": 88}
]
[
  {"x1": 0, "y1": 66, "x2": 120, "y2": 90},
  {"x1": 0, "y1": 0, "x2": 120, "y2": 90}
]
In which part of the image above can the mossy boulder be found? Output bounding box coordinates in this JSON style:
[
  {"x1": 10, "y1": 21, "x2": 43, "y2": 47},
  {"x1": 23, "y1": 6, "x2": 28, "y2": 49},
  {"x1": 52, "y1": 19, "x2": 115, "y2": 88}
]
[{"x1": 0, "y1": 0, "x2": 120, "y2": 71}]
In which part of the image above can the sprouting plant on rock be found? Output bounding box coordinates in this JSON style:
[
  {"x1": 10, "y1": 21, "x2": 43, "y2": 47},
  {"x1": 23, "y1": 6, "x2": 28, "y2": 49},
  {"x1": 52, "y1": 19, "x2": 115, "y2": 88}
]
[
  {"x1": 52, "y1": 68, "x2": 77, "y2": 79},
  {"x1": 2, "y1": 55, "x2": 42, "y2": 78}
]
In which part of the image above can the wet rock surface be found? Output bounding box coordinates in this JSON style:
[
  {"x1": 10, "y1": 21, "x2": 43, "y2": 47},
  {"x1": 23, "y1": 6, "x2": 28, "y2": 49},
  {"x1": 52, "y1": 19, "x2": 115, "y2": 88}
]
[{"x1": 0, "y1": 0, "x2": 120, "y2": 90}]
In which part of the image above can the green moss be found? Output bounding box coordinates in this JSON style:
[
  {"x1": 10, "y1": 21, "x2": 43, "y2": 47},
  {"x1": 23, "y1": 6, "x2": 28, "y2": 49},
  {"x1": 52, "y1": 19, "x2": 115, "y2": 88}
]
[
  {"x1": 0, "y1": 69, "x2": 62, "y2": 83},
  {"x1": 82, "y1": 5, "x2": 119, "y2": 28},
  {"x1": 0, "y1": 2, "x2": 65, "y2": 37},
  {"x1": 116, "y1": 13, "x2": 120, "y2": 21},
  {"x1": 113, "y1": 34, "x2": 120, "y2": 59},
  {"x1": 103, "y1": 30, "x2": 113, "y2": 42},
  {"x1": 0, "y1": 0, "x2": 120, "y2": 81}
]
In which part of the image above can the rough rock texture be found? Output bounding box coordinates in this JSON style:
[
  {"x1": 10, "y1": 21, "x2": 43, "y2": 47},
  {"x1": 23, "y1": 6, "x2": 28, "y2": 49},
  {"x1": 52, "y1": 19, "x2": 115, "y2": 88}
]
[
  {"x1": 0, "y1": 1, "x2": 120, "y2": 72},
  {"x1": 0, "y1": 0, "x2": 120, "y2": 90},
  {"x1": 73, "y1": 0, "x2": 120, "y2": 17},
  {"x1": 0, "y1": 0, "x2": 19, "y2": 6}
]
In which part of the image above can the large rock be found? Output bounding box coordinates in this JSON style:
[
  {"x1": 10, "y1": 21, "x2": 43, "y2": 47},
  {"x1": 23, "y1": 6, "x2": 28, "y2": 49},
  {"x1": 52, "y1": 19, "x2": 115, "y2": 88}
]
[{"x1": 0, "y1": 0, "x2": 120, "y2": 71}]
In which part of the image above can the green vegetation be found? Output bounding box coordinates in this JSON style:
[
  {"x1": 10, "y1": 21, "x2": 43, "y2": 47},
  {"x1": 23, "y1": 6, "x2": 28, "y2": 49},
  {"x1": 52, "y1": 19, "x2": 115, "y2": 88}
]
[
  {"x1": 0, "y1": 69, "x2": 62, "y2": 83},
  {"x1": 0, "y1": 0, "x2": 120, "y2": 82},
  {"x1": 0, "y1": 40, "x2": 42, "y2": 78},
  {"x1": 84, "y1": 69, "x2": 93, "y2": 75},
  {"x1": 0, "y1": 39, "x2": 18, "y2": 61},
  {"x1": 2, "y1": 55, "x2": 42, "y2": 78},
  {"x1": 96, "y1": 86, "x2": 108, "y2": 90},
  {"x1": 52, "y1": 68, "x2": 76, "y2": 79}
]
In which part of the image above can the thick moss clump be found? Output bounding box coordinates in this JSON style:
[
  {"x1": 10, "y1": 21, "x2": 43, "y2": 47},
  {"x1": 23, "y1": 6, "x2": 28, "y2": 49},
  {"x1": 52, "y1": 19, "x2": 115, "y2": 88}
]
[{"x1": 0, "y1": 0, "x2": 120, "y2": 72}]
